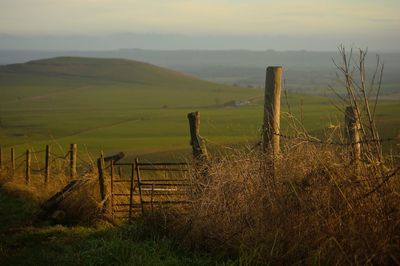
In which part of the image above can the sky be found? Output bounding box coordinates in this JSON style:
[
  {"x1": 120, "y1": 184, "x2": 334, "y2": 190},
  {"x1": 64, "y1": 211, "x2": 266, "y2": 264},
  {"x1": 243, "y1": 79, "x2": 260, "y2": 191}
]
[{"x1": 0, "y1": 0, "x2": 399, "y2": 51}]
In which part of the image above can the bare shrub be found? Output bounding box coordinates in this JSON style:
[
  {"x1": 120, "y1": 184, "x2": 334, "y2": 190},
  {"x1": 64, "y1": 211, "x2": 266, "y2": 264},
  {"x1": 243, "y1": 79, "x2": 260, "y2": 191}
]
[
  {"x1": 179, "y1": 142, "x2": 400, "y2": 264},
  {"x1": 55, "y1": 173, "x2": 104, "y2": 225},
  {"x1": 0, "y1": 163, "x2": 103, "y2": 225},
  {"x1": 176, "y1": 48, "x2": 400, "y2": 264}
]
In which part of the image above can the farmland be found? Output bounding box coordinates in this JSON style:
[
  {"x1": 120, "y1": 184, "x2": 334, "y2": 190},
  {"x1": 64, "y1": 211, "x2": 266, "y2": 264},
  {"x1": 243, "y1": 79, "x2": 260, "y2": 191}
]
[
  {"x1": 1, "y1": 56, "x2": 400, "y2": 265},
  {"x1": 0, "y1": 57, "x2": 399, "y2": 160}
]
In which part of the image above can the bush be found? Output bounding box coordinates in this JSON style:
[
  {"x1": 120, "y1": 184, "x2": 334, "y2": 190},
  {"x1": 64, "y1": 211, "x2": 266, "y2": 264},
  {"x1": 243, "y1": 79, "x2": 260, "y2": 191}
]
[{"x1": 178, "y1": 143, "x2": 400, "y2": 264}]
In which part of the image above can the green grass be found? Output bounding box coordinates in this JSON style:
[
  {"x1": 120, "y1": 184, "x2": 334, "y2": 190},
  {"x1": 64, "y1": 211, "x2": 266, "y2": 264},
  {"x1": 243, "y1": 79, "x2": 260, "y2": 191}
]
[
  {"x1": 0, "y1": 190, "x2": 220, "y2": 266},
  {"x1": 0, "y1": 57, "x2": 399, "y2": 161},
  {"x1": 0, "y1": 187, "x2": 250, "y2": 266},
  {"x1": 0, "y1": 56, "x2": 399, "y2": 265},
  {"x1": 0, "y1": 192, "x2": 38, "y2": 231},
  {"x1": 0, "y1": 226, "x2": 213, "y2": 266}
]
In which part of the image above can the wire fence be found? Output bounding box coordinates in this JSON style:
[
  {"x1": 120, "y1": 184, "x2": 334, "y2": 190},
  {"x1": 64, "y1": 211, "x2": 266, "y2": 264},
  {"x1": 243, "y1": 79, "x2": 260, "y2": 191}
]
[
  {"x1": 201, "y1": 132, "x2": 398, "y2": 154},
  {"x1": 274, "y1": 132, "x2": 397, "y2": 146},
  {"x1": 0, "y1": 144, "x2": 93, "y2": 185},
  {"x1": 0, "y1": 126, "x2": 398, "y2": 199}
]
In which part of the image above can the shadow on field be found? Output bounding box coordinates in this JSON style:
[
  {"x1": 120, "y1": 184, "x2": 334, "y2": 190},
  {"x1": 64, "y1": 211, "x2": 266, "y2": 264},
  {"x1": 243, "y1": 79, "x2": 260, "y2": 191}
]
[{"x1": 0, "y1": 190, "x2": 215, "y2": 266}]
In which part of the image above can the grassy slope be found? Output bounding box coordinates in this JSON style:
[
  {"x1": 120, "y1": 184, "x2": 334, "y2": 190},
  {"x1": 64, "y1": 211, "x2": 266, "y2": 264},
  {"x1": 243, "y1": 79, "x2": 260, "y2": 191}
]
[
  {"x1": 0, "y1": 57, "x2": 399, "y2": 160},
  {"x1": 0, "y1": 57, "x2": 259, "y2": 150},
  {"x1": 0, "y1": 191, "x2": 216, "y2": 265},
  {"x1": 0, "y1": 57, "x2": 399, "y2": 265}
]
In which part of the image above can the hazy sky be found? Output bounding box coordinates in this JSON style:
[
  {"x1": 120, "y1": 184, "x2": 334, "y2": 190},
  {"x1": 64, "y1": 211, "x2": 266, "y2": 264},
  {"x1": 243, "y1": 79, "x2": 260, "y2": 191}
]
[{"x1": 1, "y1": 0, "x2": 399, "y2": 50}]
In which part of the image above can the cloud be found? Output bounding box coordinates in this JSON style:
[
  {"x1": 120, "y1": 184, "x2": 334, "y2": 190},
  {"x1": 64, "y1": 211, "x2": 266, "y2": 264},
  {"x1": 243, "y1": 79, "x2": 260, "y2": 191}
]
[{"x1": 0, "y1": 0, "x2": 399, "y2": 37}]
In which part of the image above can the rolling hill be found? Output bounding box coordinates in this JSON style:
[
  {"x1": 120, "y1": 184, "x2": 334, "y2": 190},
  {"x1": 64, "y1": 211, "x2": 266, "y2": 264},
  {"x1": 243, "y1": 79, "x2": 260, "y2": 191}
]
[
  {"x1": 0, "y1": 56, "x2": 259, "y2": 108},
  {"x1": 0, "y1": 57, "x2": 398, "y2": 160},
  {"x1": 0, "y1": 57, "x2": 263, "y2": 156},
  {"x1": 0, "y1": 56, "x2": 208, "y2": 86},
  {"x1": 1, "y1": 50, "x2": 399, "y2": 98}
]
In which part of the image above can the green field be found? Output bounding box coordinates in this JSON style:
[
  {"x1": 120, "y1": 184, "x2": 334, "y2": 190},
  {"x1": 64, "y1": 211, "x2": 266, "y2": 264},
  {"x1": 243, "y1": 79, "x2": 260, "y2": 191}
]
[
  {"x1": 0, "y1": 57, "x2": 399, "y2": 160},
  {"x1": 0, "y1": 56, "x2": 400, "y2": 266}
]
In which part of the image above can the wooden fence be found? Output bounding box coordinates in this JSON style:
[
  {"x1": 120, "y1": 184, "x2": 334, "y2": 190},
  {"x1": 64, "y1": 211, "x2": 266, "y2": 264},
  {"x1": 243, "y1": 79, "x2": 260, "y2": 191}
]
[
  {"x1": 97, "y1": 157, "x2": 189, "y2": 220},
  {"x1": 1, "y1": 65, "x2": 398, "y2": 222},
  {"x1": 0, "y1": 143, "x2": 91, "y2": 185}
]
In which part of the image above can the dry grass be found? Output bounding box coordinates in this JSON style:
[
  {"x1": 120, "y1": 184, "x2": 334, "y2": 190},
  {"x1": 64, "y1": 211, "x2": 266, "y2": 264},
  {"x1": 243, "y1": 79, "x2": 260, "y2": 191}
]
[
  {"x1": 162, "y1": 47, "x2": 399, "y2": 264},
  {"x1": 0, "y1": 170, "x2": 70, "y2": 203},
  {"x1": 1, "y1": 142, "x2": 399, "y2": 264},
  {"x1": 177, "y1": 142, "x2": 400, "y2": 265},
  {"x1": 0, "y1": 161, "x2": 103, "y2": 225},
  {"x1": 57, "y1": 176, "x2": 103, "y2": 225}
]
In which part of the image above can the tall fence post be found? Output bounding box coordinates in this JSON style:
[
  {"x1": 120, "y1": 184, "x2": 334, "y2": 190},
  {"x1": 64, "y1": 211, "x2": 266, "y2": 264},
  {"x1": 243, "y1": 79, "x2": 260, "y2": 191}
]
[
  {"x1": 135, "y1": 158, "x2": 144, "y2": 214},
  {"x1": 25, "y1": 149, "x2": 31, "y2": 185},
  {"x1": 10, "y1": 147, "x2": 15, "y2": 176},
  {"x1": 345, "y1": 106, "x2": 361, "y2": 171},
  {"x1": 45, "y1": 145, "x2": 50, "y2": 184},
  {"x1": 70, "y1": 143, "x2": 77, "y2": 179},
  {"x1": 110, "y1": 160, "x2": 114, "y2": 217},
  {"x1": 187, "y1": 111, "x2": 208, "y2": 161},
  {"x1": 129, "y1": 163, "x2": 135, "y2": 221},
  {"x1": 97, "y1": 152, "x2": 109, "y2": 212},
  {"x1": 262, "y1": 66, "x2": 282, "y2": 156}
]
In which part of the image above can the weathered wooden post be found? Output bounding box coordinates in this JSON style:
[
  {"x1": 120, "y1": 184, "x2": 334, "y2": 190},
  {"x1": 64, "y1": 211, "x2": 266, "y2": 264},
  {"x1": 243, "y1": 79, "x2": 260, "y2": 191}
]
[
  {"x1": 10, "y1": 147, "x2": 15, "y2": 176},
  {"x1": 135, "y1": 158, "x2": 144, "y2": 214},
  {"x1": 45, "y1": 145, "x2": 50, "y2": 184},
  {"x1": 97, "y1": 152, "x2": 109, "y2": 212},
  {"x1": 70, "y1": 144, "x2": 77, "y2": 179},
  {"x1": 110, "y1": 160, "x2": 114, "y2": 217},
  {"x1": 262, "y1": 66, "x2": 282, "y2": 156},
  {"x1": 345, "y1": 106, "x2": 361, "y2": 170},
  {"x1": 187, "y1": 111, "x2": 208, "y2": 161},
  {"x1": 25, "y1": 149, "x2": 31, "y2": 185},
  {"x1": 129, "y1": 163, "x2": 135, "y2": 221}
]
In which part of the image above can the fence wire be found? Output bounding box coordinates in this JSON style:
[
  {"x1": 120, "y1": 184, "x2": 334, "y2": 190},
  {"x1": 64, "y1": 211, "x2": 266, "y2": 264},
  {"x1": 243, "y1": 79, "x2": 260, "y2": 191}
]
[
  {"x1": 31, "y1": 167, "x2": 46, "y2": 173},
  {"x1": 14, "y1": 160, "x2": 26, "y2": 170},
  {"x1": 31, "y1": 150, "x2": 46, "y2": 154},
  {"x1": 199, "y1": 132, "x2": 397, "y2": 154},
  {"x1": 14, "y1": 153, "x2": 25, "y2": 161},
  {"x1": 356, "y1": 166, "x2": 400, "y2": 201},
  {"x1": 274, "y1": 132, "x2": 397, "y2": 146},
  {"x1": 0, "y1": 148, "x2": 95, "y2": 179},
  {"x1": 49, "y1": 151, "x2": 70, "y2": 160}
]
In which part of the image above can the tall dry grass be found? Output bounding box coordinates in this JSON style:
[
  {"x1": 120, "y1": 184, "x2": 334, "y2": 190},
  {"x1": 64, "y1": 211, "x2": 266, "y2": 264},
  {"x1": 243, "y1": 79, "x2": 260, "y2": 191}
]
[
  {"x1": 178, "y1": 141, "x2": 400, "y2": 265},
  {"x1": 175, "y1": 47, "x2": 400, "y2": 264},
  {"x1": 0, "y1": 158, "x2": 103, "y2": 225}
]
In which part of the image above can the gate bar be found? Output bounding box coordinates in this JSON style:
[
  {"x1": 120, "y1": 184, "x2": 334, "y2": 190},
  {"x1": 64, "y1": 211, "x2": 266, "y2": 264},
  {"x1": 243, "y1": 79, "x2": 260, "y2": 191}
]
[
  {"x1": 135, "y1": 158, "x2": 144, "y2": 214},
  {"x1": 129, "y1": 163, "x2": 135, "y2": 220},
  {"x1": 110, "y1": 160, "x2": 115, "y2": 217}
]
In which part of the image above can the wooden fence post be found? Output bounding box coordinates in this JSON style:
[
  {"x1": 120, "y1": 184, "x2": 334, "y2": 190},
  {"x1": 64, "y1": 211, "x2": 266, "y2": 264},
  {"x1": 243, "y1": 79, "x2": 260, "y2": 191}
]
[
  {"x1": 25, "y1": 149, "x2": 31, "y2": 185},
  {"x1": 11, "y1": 147, "x2": 15, "y2": 176},
  {"x1": 345, "y1": 106, "x2": 361, "y2": 169},
  {"x1": 70, "y1": 144, "x2": 77, "y2": 179},
  {"x1": 129, "y1": 163, "x2": 135, "y2": 221},
  {"x1": 262, "y1": 66, "x2": 282, "y2": 156},
  {"x1": 187, "y1": 111, "x2": 208, "y2": 161},
  {"x1": 135, "y1": 158, "x2": 144, "y2": 214},
  {"x1": 97, "y1": 152, "x2": 109, "y2": 212},
  {"x1": 45, "y1": 145, "x2": 50, "y2": 184},
  {"x1": 110, "y1": 160, "x2": 114, "y2": 217}
]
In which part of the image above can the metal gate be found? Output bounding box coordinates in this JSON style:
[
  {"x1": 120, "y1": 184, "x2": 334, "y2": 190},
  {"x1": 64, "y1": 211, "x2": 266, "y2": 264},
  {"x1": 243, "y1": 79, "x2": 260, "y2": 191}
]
[{"x1": 110, "y1": 159, "x2": 190, "y2": 220}]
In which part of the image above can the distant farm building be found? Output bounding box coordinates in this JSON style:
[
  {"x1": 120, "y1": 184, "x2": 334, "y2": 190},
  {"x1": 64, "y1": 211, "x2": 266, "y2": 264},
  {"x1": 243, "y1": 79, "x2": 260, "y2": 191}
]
[{"x1": 223, "y1": 100, "x2": 251, "y2": 108}]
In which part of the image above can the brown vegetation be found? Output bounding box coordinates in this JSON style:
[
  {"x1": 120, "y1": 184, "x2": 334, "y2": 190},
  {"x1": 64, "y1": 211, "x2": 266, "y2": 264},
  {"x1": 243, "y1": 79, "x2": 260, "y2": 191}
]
[
  {"x1": 172, "y1": 47, "x2": 400, "y2": 265},
  {"x1": 1, "y1": 47, "x2": 399, "y2": 265},
  {"x1": 177, "y1": 142, "x2": 400, "y2": 265},
  {"x1": 0, "y1": 163, "x2": 102, "y2": 225}
]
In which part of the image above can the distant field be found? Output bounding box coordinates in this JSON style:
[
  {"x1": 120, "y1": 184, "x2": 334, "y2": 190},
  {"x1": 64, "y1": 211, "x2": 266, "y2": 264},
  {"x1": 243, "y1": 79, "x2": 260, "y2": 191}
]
[{"x1": 0, "y1": 57, "x2": 399, "y2": 160}]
